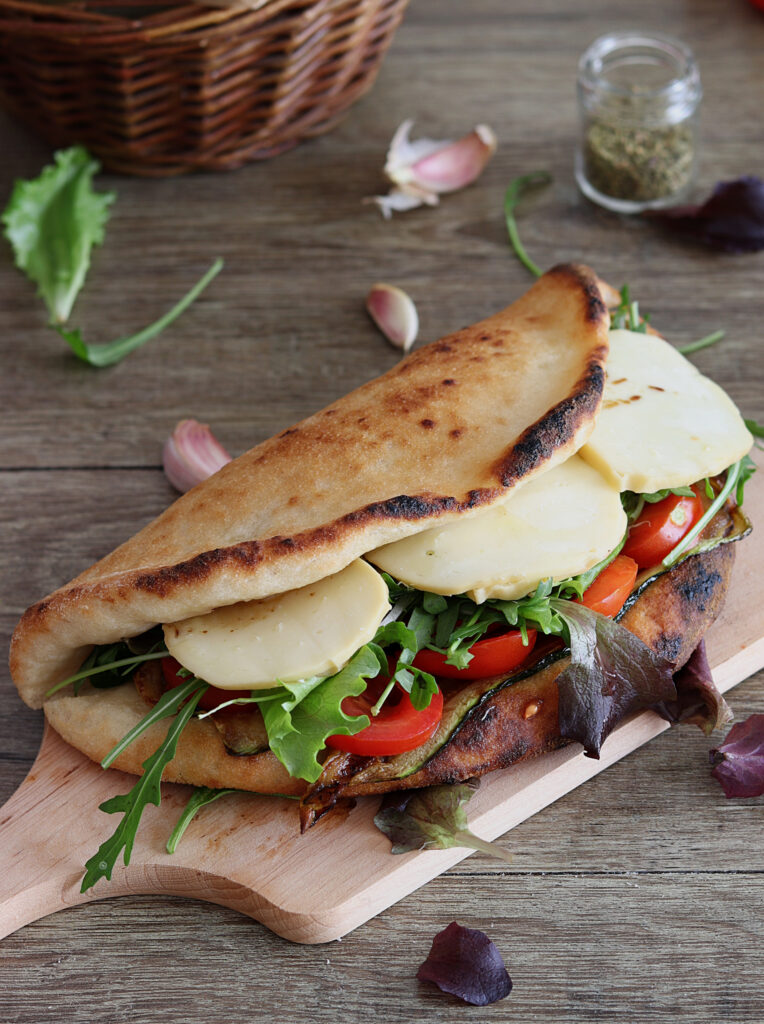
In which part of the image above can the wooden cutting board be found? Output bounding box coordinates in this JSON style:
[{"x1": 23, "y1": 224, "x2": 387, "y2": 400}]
[{"x1": 1, "y1": 467, "x2": 763, "y2": 945}]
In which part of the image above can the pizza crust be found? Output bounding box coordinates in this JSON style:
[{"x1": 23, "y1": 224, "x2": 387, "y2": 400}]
[{"x1": 12, "y1": 264, "x2": 609, "y2": 709}]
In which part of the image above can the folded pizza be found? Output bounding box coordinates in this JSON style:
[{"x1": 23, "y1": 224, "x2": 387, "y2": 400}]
[{"x1": 9, "y1": 264, "x2": 753, "y2": 861}]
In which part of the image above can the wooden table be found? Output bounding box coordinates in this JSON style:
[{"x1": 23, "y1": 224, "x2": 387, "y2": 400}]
[{"x1": 1, "y1": 0, "x2": 763, "y2": 1020}]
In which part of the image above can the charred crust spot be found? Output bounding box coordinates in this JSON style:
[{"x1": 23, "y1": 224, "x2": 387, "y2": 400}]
[
  {"x1": 434, "y1": 342, "x2": 453, "y2": 354},
  {"x1": 279, "y1": 428, "x2": 299, "y2": 438},
  {"x1": 494, "y1": 361, "x2": 605, "y2": 486},
  {"x1": 279, "y1": 537, "x2": 295, "y2": 548},
  {"x1": 324, "y1": 409, "x2": 337, "y2": 416},
  {"x1": 28, "y1": 599, "x2": 51, "y2": 618},
  {"x1": 450, "y1": 428, "x2": 463, "y2": 439},
  {"x1": 344, "y1": 493, "x2": 459, "y2": 522},
  {"x1": 480, "y1": 333, "x2": 491, "y2": 341},
  {"x1": 134, "y1": 544, "x2": 263, "y2": 596},
  {"x1": 466, "y1": 488, "x2": 490, "y2": 507},
  {"x1": 677, "y1": 568, "x2": 723, "y2": 614},
  {"x1": 548, "y1": 263, "x2": 609, "y2": 326},
  {"x1": 420, "y1": 418, "x2": 435, "y2": 429},
  {"x1": 654, "y1": 632, "x2": 683, "y2": 663},
  {"x1": 442, "y1": 378, "x2": 456, "y2": 386}
]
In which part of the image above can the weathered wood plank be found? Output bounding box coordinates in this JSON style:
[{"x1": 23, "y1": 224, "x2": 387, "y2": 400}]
[
  {"x1": 1, "y1": 873, "x2": 762, "y2": 1024},
  {"x1": 1, "y1": 0, "x2": 763, "y2": 1016}
]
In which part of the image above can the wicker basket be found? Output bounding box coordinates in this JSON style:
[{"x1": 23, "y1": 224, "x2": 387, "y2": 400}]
[{"x1": 0, "y1": 0, "x2": 409, "y2": 175}]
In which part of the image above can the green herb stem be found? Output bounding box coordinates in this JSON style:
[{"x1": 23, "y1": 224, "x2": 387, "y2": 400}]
[
  {"x1": 678, "y1": 330, "x2": 725, "y2": 355},
  {"x1": 662, "y1": 461, "x2": 741, "y2": 568},
  {"x1": 453, "y1": 830, "x2": 514, "y2": 866},
  {"x1": 503, "y1": 171, "x2": 552, "y2": 278},
  {"x1": 59, "y1": 257, "x2": 223, "y2": 367},
  {"x1": 45, "y1": 649, "x2": 167, "y2": 697}
]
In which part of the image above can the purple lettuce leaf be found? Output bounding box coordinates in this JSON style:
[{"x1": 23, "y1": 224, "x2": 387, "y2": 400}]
[
  {"x1": 654, "y1": 640, "x2": 732, "y2": 735},
  {"x1": 373, "y1": 779, "x2": 513, "y2": 865},
  {"x1": 649, "y1": 176, "x2": 764, "y2": 253},
  {"x1": 709, "y1": 714, "x2": 764, "y2": 798},
  {"x1": 550, "y1": 599, "x2": 677, "y2": 758},
  {"x1": 417, "y1": 921, "x2": 512, "y2": 1006}
]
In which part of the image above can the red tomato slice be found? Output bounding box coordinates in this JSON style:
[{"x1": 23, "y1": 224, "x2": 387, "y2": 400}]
[
  {"x1": 161, "y1": 656, "x2": 235, "y2": 712},
  {"x1": 622, "y1": 490, "x2": 704, "y2": 569},
  {"x1": 412, "y1": 628, "x2": 537, "y2": 680},
  {"x1": 326, "y1": 680, "x2": 443, "y2": 756},
  {"x1": 578, "y1": 555, "x2": 638, "y2": 618}
]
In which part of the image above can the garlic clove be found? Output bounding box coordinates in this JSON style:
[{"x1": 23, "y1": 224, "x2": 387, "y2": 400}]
[
  {"x1": 404, "y1": 124, "x2": 497, "y2": 194},
  {"x1": 163, "y1": 418, "x2": 231, "y2": 493},
  {"x1": 366, "y1": 283, "x2": 419, "y2": 353},
  {"x1": 369, "y1": 121, "x2": 497, "y2": 216}
]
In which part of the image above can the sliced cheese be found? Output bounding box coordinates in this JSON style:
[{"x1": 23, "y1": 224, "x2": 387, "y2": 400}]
[
  {"x1": 367, "y1": 456, "x2": 626, "y2": 603},
  {"x1": 163, "y1": 559, "x2": 389, "y2": 690},
  {"x1": 579, "y1": 328, "x2": 753, "y2": 493}
]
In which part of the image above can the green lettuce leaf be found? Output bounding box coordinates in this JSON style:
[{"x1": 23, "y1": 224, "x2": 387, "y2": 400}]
[
  {"x1": 256, "y1": 646, "x2": 381, "y2": 782},
  {"x1": 2, "y1": 146, "x2": 115, "y2": 324}
]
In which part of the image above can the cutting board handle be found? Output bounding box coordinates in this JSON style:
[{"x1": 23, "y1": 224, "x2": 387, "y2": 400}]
[{"x1": 0, "y1": 723, "x2": 121, "y2": 938}]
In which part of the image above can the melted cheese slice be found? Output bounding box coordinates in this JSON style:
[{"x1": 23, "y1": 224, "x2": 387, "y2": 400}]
[
  {"x1": 163, "y1": 559, "x2": 389, "y2": 690},
  {"x1": 579, "y1": 328, "x2": 753, "y2": 493},
  {"x1": 367, "y1": 456, "x2": 626, "y2": 603}
]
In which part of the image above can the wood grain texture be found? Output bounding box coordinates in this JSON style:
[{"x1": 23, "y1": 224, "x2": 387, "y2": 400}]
[{"x1": 1, "y1": 0, "x2": 763, "y2": 1018}]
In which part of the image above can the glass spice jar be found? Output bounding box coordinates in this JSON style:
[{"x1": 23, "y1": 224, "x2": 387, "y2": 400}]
[{"x1": 575, "y1": 31, "x2": 702, "y2": 213}]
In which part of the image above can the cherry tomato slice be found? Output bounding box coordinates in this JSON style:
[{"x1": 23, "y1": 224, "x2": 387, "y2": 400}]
[
  {"x1": 623, "y1": 490, "x2": 704, "y2": 569},
  {"x1": 412, "y1": 628, "x2": 537, "y2": 680},
  {"x1": 326, "y1": 681, "x2": 443, "y2": 756},
  {"x1": 161, "y1": 656, "x2": 234, "y2": 712},
  {"x1": 578, "y1": 555, "x2": 638, "y2": 618}
]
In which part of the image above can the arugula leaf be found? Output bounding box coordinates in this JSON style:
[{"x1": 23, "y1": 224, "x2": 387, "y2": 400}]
[
  {"x1": 256, "y1": 646, "x2": 381, "y2": 782},
  {"x1": 101, "y1": 675, "x2": 208, "y2": 769},
  {"x1": 81, "y1": 677, "x2": 207, "y2": 891},
  {"x1": 2, "y1": 146, "x2": 115, "y2": 324},
  {"x1": 57, "y1": 257, "x2": 223, "y2": 367},
  {"x1": 46, "y1": 644, "x2": 168, "y2": 697},
  {"x1": 621, "y1": 486, "x2": 695, "y2": 525},
  {"x1": 550, "y1": 598, "x2": 676, "y2": 757},
  {"x1": 503, "y1": 171, "x2": 552, "y2": 278},
  {"x1": 745, "y1": 417, "x2": 764, "y2": 451},
  {"x1": 374, "y1": 779, "x2": 513, "y2": 865},
  {"x1": 736, "y1": 454, "x2": 757, "y2": 507},
  {"x1": 166, "y1": 786, "x2": 236, "y2": 854}
]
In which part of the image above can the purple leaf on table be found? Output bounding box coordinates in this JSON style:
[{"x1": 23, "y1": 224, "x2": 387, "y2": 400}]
[
  {"x1": 709, "y1": 714, "x2": 764, "y2": 798},
  {"x1": 417, "y1": 921, "x2": 512, "y2": 1005},
  {"x1": 648, "y1": 176, "x2": 764, "y2": 252}
]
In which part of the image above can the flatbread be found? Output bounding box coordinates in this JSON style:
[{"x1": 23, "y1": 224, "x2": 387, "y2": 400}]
[{"x1": 11, "y1": 264, "x2": 609, "y2": 708}]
